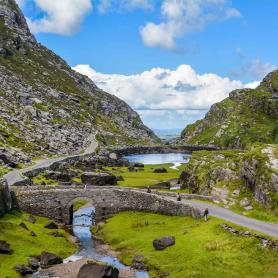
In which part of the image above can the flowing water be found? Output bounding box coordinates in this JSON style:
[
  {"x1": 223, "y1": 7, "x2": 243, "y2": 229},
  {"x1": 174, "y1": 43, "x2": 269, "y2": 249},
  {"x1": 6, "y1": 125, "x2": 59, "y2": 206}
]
[{"x1": 65, "y1": 207, "x2": 149, "y2": 278}]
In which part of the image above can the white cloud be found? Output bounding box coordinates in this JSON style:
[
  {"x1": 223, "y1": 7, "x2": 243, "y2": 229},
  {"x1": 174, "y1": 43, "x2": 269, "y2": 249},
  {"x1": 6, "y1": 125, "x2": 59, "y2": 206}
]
[
  {"x1": 98, "y1": 0, "x2": 153, "y2": 13},
  {"x1": 73, "y1": 64, "x2": 258, "y2": 128},
  {"x1": 248, "y1": 59, "x2": 277, "y2": 79},
  {"x1": 140, "y1": 0, "x2": 241, "y2": 50},
  {"x1": 27, "y1": 0, "x2": 93, "y2": 35},
  {"x1": 15, "y1": 0, "x2": 25, "y2": 7}
]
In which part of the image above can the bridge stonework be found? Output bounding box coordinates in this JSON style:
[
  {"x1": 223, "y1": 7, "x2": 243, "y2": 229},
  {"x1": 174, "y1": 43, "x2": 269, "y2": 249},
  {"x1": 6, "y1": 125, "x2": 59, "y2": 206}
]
[{"x1": 11, "y1": 187, "x2": 201, "y2": 224}]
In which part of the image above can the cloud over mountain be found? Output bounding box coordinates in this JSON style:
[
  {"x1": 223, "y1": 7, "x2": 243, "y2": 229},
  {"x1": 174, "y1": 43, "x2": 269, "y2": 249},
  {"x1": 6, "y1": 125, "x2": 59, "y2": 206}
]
[{"x1": 73, "y1": 64, "x2": 257, "y2": 128}]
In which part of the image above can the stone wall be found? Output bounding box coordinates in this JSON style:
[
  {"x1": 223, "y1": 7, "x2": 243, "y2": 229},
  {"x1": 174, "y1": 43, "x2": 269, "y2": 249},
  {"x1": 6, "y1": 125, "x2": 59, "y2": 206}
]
[
  {"x1": 113, "y1": 145, "x2": 219, "y2": 157},
  {"x1": 11, "y1": 187, "x2": 201, "y2": 224},
  {"x1": 0, "y1": 178, "x2": 12, "y2": 216}
]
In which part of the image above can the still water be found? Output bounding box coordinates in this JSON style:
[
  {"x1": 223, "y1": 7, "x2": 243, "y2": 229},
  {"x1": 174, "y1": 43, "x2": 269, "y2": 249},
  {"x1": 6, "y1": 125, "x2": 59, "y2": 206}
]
[{"x1": 124, "y1": 153, "x2": 191, "y2": 169}]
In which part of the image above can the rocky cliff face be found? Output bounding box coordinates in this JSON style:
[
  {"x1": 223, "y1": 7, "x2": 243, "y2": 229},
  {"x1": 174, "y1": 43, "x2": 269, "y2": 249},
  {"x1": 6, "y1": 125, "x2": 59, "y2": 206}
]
[
  {"x1": 178, "y1": 70, "x2": 278, "y2": 149},
  {"x1": 0, "y1": 0, "x2": 159, "y2": 164},
  {"x1": 179, "y1": 145, "x2": 278, "y2": 211}
]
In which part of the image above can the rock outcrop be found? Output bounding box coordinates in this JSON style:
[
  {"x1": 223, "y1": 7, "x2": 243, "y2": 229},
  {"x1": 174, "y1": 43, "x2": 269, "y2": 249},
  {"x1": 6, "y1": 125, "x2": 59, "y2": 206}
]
[
  {"x1": 179, "y1": 145, "x2": 278, "y2": 210},
  {"x1": 0, "y1": 0, "x2": 159, "y2": 161},
  {"x1": 0, "y1": 178, "x2": 11, "y2": 216},
  {"x1": 178, "y1": 70, "x2": 278, "y2": 149}
]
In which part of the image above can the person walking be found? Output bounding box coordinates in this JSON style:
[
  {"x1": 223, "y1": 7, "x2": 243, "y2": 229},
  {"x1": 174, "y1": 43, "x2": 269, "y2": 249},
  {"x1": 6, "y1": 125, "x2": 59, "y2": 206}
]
[
  {"x1": 177, "y1": 192, "x2": 181, "y2": 202},
  {"x1": 84, "y1": 184, "x2": 87, "y2": 191},
  {"x1": 147, "y1": 186, "x2": 151, "y2": 193},
  {"x1": 204, "y1": 208, "x2": 209, "y2": 221}
]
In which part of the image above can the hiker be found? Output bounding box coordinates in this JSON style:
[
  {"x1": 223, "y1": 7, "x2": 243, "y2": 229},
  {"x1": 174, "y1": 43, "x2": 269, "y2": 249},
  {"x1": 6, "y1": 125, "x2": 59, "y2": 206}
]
[
  {"x1": 204, "y1": 208, "x2": 209, "y2": 221},
  {"x1": 147, "y1": 186, "x2": 151, "y2": 193},
  {"x1": 177, "y1": 192, "x2": 181, "y2": 202},
  {"x1": 84, "y1": 184, "x2": 87, "y2": 191}
]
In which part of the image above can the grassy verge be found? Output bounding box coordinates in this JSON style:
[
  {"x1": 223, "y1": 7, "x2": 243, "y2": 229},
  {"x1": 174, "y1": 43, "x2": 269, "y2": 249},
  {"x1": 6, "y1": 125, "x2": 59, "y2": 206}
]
[
  {"x1": 31, "y1": 172, "x2": 58, "y2": 186},
  {"x1": 96, "y1": 211, "x2": 278, "y2": 278},
  {"x1": 0, "y1": 210, "x2": 76, "y2": 277},
  {"x1": 0, "y1": 166, "x2": 9, "y2": 178},
  {"x1": 73, "y1": 200, "x2": 88, "y2": 212},
  {"x1": 106, "y1": 163, "x2": 185, "y2": 188}
]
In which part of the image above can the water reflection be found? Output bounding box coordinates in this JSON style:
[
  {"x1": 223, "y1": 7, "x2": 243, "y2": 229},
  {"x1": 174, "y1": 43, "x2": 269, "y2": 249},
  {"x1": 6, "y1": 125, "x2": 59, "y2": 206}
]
[{"x1": 124, "y1": 153, "x2": 190, "y2": 166}]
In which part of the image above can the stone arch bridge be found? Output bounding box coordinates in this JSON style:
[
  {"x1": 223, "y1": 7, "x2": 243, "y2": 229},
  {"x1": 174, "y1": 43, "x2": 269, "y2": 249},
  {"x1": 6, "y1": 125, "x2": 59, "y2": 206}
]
[{"x1": 10, "y1": 187, "x2": 201, "y2": 224}]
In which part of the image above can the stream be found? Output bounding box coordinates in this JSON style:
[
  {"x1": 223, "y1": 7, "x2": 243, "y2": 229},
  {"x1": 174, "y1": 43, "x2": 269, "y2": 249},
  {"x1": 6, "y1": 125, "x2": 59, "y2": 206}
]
[{"x1": 65, "y1": 207, "x2": 149, "y2": 278}]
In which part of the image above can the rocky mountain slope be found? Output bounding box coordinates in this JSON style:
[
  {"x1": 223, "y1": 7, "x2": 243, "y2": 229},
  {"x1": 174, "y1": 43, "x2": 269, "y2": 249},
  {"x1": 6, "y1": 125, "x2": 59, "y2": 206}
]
[
  {"x1": 179, "y1": 144, "x2": 278, "y2": 213},
  {"x1": 178, "y1": 70, "x2": 278, "y2": 149},
  {"x1": 0, "y1": 0, "x2": 159, "y2": 164}
]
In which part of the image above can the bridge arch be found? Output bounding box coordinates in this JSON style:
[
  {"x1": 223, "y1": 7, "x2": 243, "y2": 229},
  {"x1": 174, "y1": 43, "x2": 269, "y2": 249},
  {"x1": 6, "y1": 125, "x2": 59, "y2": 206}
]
[
  {"x1": 11, "y1": 187, "x2": 201, "y2": 224},
  {"x1": 64, "y1": 196, "x2": 95, "y2": 225}
]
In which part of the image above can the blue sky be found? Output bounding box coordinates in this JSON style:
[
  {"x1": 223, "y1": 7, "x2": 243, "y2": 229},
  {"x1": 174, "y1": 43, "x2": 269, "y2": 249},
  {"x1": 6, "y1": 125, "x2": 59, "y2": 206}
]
[{"x1": 18, "y1": 0, "x2": 277, "y2": 130}]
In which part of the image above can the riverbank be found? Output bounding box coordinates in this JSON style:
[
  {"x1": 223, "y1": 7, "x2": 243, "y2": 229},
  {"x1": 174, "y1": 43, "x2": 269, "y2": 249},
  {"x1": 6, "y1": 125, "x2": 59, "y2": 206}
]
[
  {"x1": 95, "y1": 211, "x2": 278, "y2": 278},
  {"x1": 0, "y1": 210, "x2": 76, "y2": 277}
]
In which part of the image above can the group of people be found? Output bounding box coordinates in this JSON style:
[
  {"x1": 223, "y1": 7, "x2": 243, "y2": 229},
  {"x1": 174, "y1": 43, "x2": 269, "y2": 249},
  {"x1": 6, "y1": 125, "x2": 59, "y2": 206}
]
[{"x1": 146, "y1": 186, "x2": 209, "y2": 221}]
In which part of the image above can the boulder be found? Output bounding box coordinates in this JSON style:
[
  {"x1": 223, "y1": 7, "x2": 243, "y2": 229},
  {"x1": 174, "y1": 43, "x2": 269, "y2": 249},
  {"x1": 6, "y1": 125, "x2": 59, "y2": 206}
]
[
  {"x1": 28, "y1": 215, "x2": 37, "y2": 224},
  {"x1": 0, "y1": 151, "x2": 18, "y2": 167},
  {"x1": 232, "y1": 189, "x2": 240, "y2": 197},
  {"x1": 153, "y1": 236, "x2": 175, "y2": 250},
  {"x1": 81, "y1": 172, "x2": 117, "y2": 186},
  {"x1": 77, "y1": 263, "x2": 119, "y2": 278},
  {"x1": 153, "y1": 168, "x2": 168, "y2": 173},
  {"x1": 19, "y1": 222, "x2": 29, "y2": 230},
  {"x1": 28, "y1": 257, "x2": 40, "y2": 270},
  {"x1": 128, "y1": 166, "x2": 135, "y2": 172},
  {"x1": 240, "y1": 197, "x2": 251, "y2": 207},
  {"x1": 0, "y1": 240, "x2": 12, "y2": 254},
  {"x1": 132, "y1": 255, "x2": 145, "y2": 270},
  {"x1": 133, "y1": 163, "x2": 144, "y2": 168},
  {"x1": 48, "y1": 231, "x2": 64, "y2": 238},
  {"x1": 30, "y1": 231, "x2": 37, "y2": 237},
  {"x1": 15, "y1": 264, "x2": 34, "y2": 276},
  {"x1": 44, "y1": 222, "x2": 58, "y2": 229},
  {"x1": 40, "y1": 252, "x2": 63, "y2": 269}
]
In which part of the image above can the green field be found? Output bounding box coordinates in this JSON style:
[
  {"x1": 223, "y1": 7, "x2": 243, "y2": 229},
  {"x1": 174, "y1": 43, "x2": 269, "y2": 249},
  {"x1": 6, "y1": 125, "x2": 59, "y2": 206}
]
[
  {"x1": 0, "y1": 210, "x2": 76, "y2": 277},
  {"x1": 96, "y1": 211, "x2": 278, "y2": 278},
  {"x1": 106, "y1": 163, "x2": 185, "y2": 188}
]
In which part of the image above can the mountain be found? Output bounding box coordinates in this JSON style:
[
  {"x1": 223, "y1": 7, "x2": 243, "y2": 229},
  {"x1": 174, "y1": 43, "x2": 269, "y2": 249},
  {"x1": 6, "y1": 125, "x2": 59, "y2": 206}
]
[
  {"x1": 178, "y1": 70, "x2": 278, "y2": 149},
  {"x1": 0, "y1": 0, "x2": 159, "y2": 161}
]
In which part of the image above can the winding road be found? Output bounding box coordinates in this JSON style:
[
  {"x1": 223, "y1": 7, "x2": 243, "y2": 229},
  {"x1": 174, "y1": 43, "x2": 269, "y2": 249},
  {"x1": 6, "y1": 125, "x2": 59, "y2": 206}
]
[
  {"x1": 165, "y1": 197, "x2": 278, "y2": 238},
  {"x1": 4, "y1": 133, "x2": 99, "y2": 187},
  {"x1": 3, "y1": 136, "x2": 278, "y2": 238}
]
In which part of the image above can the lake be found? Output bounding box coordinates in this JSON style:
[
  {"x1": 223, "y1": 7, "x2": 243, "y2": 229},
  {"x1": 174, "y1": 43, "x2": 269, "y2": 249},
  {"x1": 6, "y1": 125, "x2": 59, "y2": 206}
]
[{"x1": 124, "y1": 153, "x2": 191, "y2": 169}]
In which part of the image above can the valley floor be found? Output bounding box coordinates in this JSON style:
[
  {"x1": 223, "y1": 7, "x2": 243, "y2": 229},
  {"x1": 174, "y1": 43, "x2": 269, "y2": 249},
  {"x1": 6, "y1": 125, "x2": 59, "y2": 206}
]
[{"x1": 96, "y1": 211, "x2": 278, "y2": 278}]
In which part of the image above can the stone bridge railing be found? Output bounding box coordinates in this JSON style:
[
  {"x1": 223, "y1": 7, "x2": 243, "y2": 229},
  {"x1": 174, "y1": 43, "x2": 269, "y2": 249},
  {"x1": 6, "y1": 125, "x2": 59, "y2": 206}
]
[{"x1": 11, "y1": 187, "x2": 202, "y2": 224}]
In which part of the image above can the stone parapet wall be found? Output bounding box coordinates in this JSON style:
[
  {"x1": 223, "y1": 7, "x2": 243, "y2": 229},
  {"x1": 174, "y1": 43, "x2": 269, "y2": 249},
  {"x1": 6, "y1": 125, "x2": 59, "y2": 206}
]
[
  {"x1": 11, "y1": 187, "x2": 202, "y2": 224},
  {"x1": 112, "y1": 145, "x2": 220, "y2": 156}
]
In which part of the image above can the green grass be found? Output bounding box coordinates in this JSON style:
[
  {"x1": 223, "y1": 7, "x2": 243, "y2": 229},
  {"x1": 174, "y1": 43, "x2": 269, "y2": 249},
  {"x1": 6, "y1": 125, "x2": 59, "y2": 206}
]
[
  {"x1": 0, "y1": 166, "x2": 9, "y2": 178},
  {"x1": 97, "y1": 211, "x2": 278, "y2": 278},
  {"x1": 73, "y1": 200, "x2": 88, "y2": 212},
  {"x1": 31, "y1": 172, "x2": 58, "y2": 186},
  {"x1": 0, "y1": 210, "x2": 76, "y2": 278},
  {"x1": 106, "y1": 163, "x2": 185, "y2": 188}
]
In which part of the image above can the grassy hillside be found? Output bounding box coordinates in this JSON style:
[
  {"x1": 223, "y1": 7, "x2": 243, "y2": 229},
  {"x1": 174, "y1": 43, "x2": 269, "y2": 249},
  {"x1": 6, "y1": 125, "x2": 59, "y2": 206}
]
[{"x1": 179, "y1": 71, "x2": 278, "y2": 149}]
